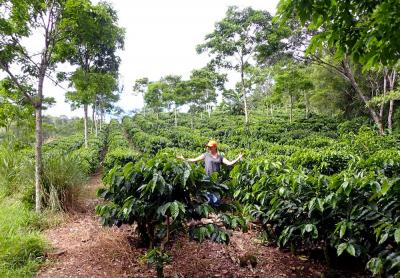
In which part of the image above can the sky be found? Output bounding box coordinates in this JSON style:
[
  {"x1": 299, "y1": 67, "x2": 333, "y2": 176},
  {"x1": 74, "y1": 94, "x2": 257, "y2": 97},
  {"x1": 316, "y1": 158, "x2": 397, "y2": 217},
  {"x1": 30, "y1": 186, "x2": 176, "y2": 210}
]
[{"x1": 44, "y1": 0, "x2": 279, "y2": 118}]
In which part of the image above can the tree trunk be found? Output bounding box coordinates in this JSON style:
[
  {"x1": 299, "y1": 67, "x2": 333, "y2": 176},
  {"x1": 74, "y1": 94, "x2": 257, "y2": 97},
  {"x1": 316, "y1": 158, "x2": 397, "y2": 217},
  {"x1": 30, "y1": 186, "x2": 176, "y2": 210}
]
[
  {"x1": 84, "y1": 104, "x2": 88, "y2": 148},
  {"x1": 35, "y1": 74, "x2": 45, "y2": 213},
  {"x1": 94, "y1": 109, "x2": 98, "y2": 137},
  {"x1": 35, "y1": 106, "x2": 43, "y2": 213},
  {"x1": 174, "y1": 106, "x2": 177, "y2": 127},
  {"x1": 387, "y1": 70, "x2": 397, "y2": 132},
  {"x1": 91, "y1": 104, "x2": 95, "y2": 135},
  {"x1": 241, "y1": 65, "x2": 249, "y2": 124},
  {"x1": 380, "y1": 68, "x2": 388, "y2": 119},
  {"x1": 342, "y1": 60, "x2": 384, "y2": 134},
  {"x1": 388, "y1": 100, "x2": 394, "y2": 132}
]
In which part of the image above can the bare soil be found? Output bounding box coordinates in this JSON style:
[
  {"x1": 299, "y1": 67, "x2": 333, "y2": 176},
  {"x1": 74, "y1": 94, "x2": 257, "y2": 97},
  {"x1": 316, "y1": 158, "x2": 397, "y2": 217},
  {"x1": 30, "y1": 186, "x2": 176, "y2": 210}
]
[{"x1": 36, "y1": 173, "x2": 327, "y2": 278}]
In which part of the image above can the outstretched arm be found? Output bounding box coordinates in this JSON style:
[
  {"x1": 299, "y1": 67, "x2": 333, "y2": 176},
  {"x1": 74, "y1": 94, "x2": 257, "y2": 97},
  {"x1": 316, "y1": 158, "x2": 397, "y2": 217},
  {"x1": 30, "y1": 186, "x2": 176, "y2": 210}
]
[
  {"x1": 222, "y1": 153, "x2": 243, "y2": 166},
  {"x1": 177, "y1": 154, "x2": 205, "y2": 162}
]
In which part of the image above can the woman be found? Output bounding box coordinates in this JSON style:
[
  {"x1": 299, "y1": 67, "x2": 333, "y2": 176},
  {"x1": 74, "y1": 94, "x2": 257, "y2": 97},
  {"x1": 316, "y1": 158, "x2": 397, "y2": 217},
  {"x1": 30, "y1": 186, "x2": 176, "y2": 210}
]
[
  {"x1": 178, "y1": 140, "x2": 243, "y2": 211},
  {"x1": 177, "y1": 140, "x2": 243, "y2": 175}
]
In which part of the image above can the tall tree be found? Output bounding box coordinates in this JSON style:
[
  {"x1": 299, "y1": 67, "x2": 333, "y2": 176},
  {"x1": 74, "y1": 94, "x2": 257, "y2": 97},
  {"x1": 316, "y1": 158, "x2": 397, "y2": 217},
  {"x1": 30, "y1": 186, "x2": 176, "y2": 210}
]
[
  {"x1": 144, "y1": 81, "x2": 166, "y2": 119},
  {"x1": 0, "y1": 0, "x2": 80, "y2": 212},
  {"x1": 272, "y1": 61, "x2": 308, "y2": 123},
  {"x1": 197, "y1": 6, "x2": 275, "y2": 124},
  {"x1": 57, "y1": 0, "x2": 124, "y2": 146},
  {"x1": 161, "y1": 75, "x2": 191, "y2": 127},
  {"x1": 188, "y1": 66, "x2": 226, "y2": 117}
]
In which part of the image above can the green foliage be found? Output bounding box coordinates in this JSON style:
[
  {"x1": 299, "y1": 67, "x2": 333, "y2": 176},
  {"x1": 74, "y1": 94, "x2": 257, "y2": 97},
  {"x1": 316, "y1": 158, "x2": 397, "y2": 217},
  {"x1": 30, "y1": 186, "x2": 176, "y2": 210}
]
[
  {"x1": 102, "y1": 148, "x2": 139, "y2": 174},
  {"x1": 0, "y1": 199, "x2": 46, "y2": 277},
  {"x1": 97, "y1": 151, "x2": 245, "y2": 247},
  {"x1": 41, "y1": 153, "x2": 87, "y2": 211},
  {"x1": 276, "y1": 0, "x2": 400, "y2": 68},
  {"x1": 72, "y1": 132, "x2": 106, "y2": 175},
  {"x1": 229, "y1": 127, "x2": 400, "y2": 277},
  {"x1": 98, "y1": 110, "x2": 400, "y2": 276},
  {"x1": 103, "y1": 119, "x2": 138, "y2": 173},
  {"x1": 142, "y1": 247, "x2": 171, "y2": 278}
]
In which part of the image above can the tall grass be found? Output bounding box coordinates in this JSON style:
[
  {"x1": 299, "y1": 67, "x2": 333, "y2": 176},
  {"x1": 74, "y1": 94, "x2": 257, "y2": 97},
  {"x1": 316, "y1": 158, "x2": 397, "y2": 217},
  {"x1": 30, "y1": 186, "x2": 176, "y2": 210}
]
[
  {"x1": 0, "y1": 140, "x2": 88, "y2": 276},
  {"x1": 42, "y1": 152, "x2": 87, "y2": 211},
  {"x1": 0, "y1": 199, "x2": 47, "y2": 277},
  {"x1": 0, "y1": 142, "x2": 34, "y2": 197}
]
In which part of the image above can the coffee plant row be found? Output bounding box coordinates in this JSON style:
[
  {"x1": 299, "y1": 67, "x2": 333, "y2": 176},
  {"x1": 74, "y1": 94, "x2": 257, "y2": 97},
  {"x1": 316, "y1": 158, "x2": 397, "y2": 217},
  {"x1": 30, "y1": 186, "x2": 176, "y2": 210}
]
[{"x1": 98, "y1": 112, "x2": 399, "y2": 276}]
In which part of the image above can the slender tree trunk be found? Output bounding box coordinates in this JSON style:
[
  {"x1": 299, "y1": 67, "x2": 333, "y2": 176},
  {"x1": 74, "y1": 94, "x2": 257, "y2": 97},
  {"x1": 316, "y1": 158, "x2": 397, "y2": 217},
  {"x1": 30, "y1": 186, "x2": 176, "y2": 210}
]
[
  {"x1": 100, "y1": 111, "x2": 103, "y2": 131},
  {"x1": 83, "y1": 104, "x2": 88, "y2": 148},
  {"x1": 342, "y1": 60, "x2": 384, "y2": 134},
  {"x1": 191, "y1": 115, "x2": 194, "y2": 129},
  {"x1": 91, "y1": 104, "x2": 95, "y2": 134},
  {"x1": 35, "y1": 75, "x2": 45, "y2": 213},
  {"x1": 94, "y1": 109, "x2": 98, "y2": 137},
  {"x1": 270, "y1": 104, "x2": 273, "y2": 117},
  {"x1": 380, "y1": 68, "x2": 388, "y2": 119},
  {"x1": 241, "y1": 64, "x2": 249, "y2": 124},
  {"x1": 35, "y1": 106, "x2": 43, "y2": 213},
  {"x1": 174, "y1": 106, "x2": 177, "y2": 127},
  {"x1": 388, "y1": 100, "x2": 394, "y2": 132},
  {"x1": 387, "y1": 70, "x2": 397, "y2": 132}
]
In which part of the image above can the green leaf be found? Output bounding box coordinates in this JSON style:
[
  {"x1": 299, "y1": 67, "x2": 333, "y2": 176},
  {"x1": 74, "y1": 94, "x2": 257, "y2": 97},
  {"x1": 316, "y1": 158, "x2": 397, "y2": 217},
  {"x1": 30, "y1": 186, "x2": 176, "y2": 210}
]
[
  {"x1": 395, "y1": 228, "x2": 400, "y2": 243},
  {"x1": 379, "y1": 232, "x2": 389, "y2": 244},
  {"x1": 337, "y1": 243, "x2": 347, "y2": 256},
  {"x1": 157, "y1": 202, "x2": 170, "y2": 216},
  {"x1": 169, "y1": 201, "x2": 180, "y2": 219},
  {"x1": 346, "y1": 244, "x2": 356, "y2": 256},
  {"x1": 123, "y1": 162, "x2": 134, "y2": 177},
  {"x1": 367, "y1": 257, "x2": 383, "y2": 276},
  {"x1": 340, "y1": 223, "x2": 346, "y2": 238},
  {"x1": 380, "y1": 179, "x2": 392, "y2": 196}
]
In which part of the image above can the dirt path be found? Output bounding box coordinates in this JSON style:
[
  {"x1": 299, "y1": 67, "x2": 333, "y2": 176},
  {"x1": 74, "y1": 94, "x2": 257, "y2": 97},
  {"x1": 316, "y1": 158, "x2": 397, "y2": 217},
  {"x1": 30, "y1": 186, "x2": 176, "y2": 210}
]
[
  {"x1": 36, "y1": 173, "x2": 138, "y2": 278},
  {"x1": 36, "y1": 173, "x2": 326, "y2": 278}
]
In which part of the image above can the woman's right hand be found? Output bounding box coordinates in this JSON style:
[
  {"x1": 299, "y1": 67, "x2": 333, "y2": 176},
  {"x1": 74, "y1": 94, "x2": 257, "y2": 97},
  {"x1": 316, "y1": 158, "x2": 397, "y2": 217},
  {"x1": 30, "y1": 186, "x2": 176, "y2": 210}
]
[{"x1": 176, "y1": 155, "x2": 184, "y2": 160}]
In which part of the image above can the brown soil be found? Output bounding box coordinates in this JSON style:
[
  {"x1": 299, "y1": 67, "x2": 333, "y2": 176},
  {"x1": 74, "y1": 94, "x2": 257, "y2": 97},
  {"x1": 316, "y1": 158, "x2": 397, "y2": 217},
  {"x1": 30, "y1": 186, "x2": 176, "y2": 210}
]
[{"x1": 36, "y1": 173, "x2": 327, "y2": 278}]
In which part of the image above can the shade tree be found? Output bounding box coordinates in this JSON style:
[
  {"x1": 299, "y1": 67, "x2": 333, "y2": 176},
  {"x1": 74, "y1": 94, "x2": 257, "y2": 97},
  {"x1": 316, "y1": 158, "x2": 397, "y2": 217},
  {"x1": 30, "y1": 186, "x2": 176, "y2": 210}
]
[{"x1": 197, "y1": 6, "x2": 276, "y2": 124}]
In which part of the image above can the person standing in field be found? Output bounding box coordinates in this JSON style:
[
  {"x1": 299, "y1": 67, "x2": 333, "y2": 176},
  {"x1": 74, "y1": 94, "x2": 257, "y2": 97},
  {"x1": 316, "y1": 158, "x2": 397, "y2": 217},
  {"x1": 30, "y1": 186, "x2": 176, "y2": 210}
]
[
  {"x1": 177, "y1": 139, "x2": 243, "y2": 206},
  {"x1": 177, "y1": 139, "x2": 243, "y2": 175}
]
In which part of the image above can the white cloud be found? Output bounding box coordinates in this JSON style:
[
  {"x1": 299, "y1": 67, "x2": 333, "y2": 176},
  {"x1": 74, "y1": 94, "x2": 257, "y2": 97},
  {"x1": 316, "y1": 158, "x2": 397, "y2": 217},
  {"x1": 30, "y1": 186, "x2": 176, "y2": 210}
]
[{"x1": 44, "y1": 0, "x2": 279, "y2": 117}]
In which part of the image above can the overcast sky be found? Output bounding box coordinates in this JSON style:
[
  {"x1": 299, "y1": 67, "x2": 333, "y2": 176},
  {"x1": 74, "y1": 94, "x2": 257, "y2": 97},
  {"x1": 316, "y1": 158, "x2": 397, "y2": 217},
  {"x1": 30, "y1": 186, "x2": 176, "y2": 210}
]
[{"x1": 44, "y1": 0, "x2": 279, "y2": 117}]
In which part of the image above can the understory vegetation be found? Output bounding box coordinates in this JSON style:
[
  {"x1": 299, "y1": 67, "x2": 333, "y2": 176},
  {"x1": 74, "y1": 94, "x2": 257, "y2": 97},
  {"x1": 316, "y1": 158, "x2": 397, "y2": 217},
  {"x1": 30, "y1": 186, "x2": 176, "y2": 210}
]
[
  {"x1": 0, "y1": 125, "x2": 107, "y2": 276},
  {"x1": 96, "y1": 111, "x2": 400, "y2": 277}
]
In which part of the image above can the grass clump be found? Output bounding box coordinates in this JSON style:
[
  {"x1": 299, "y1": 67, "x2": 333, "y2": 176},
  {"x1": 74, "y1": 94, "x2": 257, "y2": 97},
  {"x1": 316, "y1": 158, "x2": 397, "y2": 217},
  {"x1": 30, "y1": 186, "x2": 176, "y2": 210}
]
[{"x1": 0, "y1": 199, "x2": 47, "y2": 277}]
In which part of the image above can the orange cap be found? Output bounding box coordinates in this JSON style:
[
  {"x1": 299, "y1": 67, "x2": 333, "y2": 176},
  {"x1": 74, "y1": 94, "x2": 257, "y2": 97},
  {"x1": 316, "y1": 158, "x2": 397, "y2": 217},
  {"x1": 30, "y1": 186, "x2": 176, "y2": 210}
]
[{"x1": 205, "y1": 140, "x2": 218, "y2": 148}]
